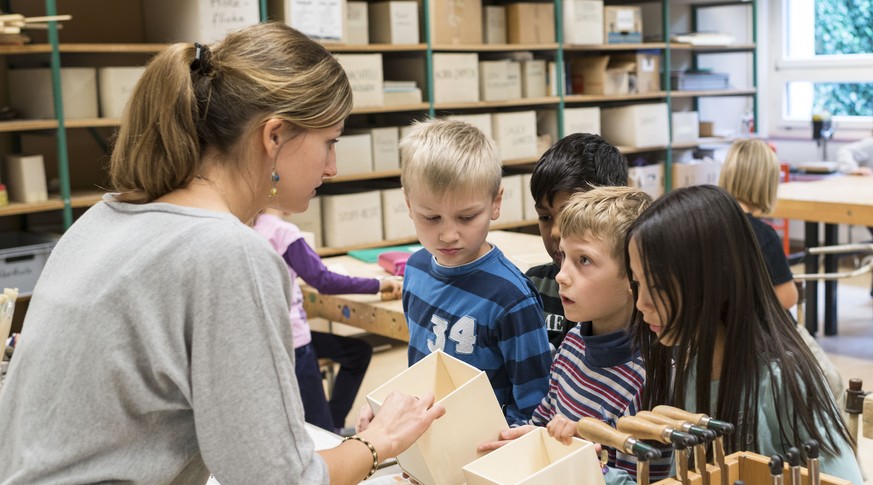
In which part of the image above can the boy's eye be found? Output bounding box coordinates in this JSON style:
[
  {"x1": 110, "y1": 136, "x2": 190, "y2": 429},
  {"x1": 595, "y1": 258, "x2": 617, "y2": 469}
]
[
  {"x1": 459, "y1": 215, "x2": 476, "y2": 222},
  {"x1": 579, "y1": 256, "x2": 591, "y2": 265},
  {"x1": 537, "y1": 215, "x2": 552, "y2": 223},
  {"x1": 424, "y1": 216, "x2": 440, "y2": 222}
]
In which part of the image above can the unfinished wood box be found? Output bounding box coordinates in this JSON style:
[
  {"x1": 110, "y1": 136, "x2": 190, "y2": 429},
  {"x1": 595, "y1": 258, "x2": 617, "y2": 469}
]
[{"x1": 366, "y1": 350, "x2": 507, "y2": 485}]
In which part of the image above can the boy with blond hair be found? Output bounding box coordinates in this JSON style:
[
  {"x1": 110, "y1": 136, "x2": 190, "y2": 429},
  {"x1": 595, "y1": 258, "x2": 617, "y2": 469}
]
[{"x1": 399, "y1": 119, "x2": 551, "y2": 426}]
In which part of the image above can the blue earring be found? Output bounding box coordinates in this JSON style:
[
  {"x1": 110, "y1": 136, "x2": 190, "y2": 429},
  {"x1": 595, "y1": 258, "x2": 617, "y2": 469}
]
[{"x1": 269, "y1": 170, "x2": 280, "y2": 198}]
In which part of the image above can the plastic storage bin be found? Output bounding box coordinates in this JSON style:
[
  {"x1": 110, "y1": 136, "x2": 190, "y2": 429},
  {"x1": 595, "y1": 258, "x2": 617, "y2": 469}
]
[{"x1": 0, "y1": 232, "x2": 59, "y2": 295}]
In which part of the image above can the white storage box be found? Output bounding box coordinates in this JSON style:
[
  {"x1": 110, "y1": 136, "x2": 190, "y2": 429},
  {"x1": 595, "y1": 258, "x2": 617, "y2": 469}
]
[
  {"x1": 284, "y1": 196, "x2": 323, "y2": 248},
  {"x1": 446, "y1": 113, "x2": 492, "y2": 139},
  {"x1": 8, "y1": 68, "x2": 98, "y2": 119},
  {"x1": 369, "y1": 1, "x2": 419, "y2": 44},
  {"x1": 370, "y1": 127, "x2": 400, "y2": 171},
  {"x1": 97, "y1": 67, "x2": 146, "y2": 119},
  {"x1": 483, "y1": 6, "x2": 507, "y2": 44},
  {"x1": 628, "y1": 163, "x2": 664, "y2": 199},
  {"x1": 499, "y1": 175, "x2": 524, "y2": 224},
  {"x1": 521, "y1": 60, "x2": 547, "y2": 98},
  {"x1": 0, "y1": 232, "x2": 59, "y2": 295},
  {"x1": 367, "y1": 350, "x2": 507, "y2": 485},
  {"x1": 144, "y1": 0, "x2": 260, "y2": 43},
  {"x1": 345, "y1": 2, "x2": 369, "y2": 44},
  {"x1": 321, "y1": 190, "x2": 383, "y2": 247},
  {"x1": 5, "y1": 154, "x2": 48, "y2": 203},
  {"x1": 384, "y1": 54, "x2": 479, "y2": 104},
  {"x1": 672, "y1": 111, "x2": 700, "y2": 143},
  {"x1": 600, "y1": 103, "x2": 669, "y2": 148},
  {"x1": 479, "y1": 61, "x2": 510, "y2": 102},
  {"x1": 563, "y1": 0, "x2": 604, "y2": 45},
  {"x1": 672, "y1": 159, "x2": 722, "y2": 189},
  {"x1": 268, "y1": 0, "x2": 346, "y2": 42},
  {"x1": 462, "y1": 427, "x2": 605, "y2": 485},
  {"x1": 381, "y1": 188, "x2": 416, "y2": 240},
  {"x1": 335, "y1": 54, "x2": 384, "y2": 108},
  {"x1": 505, "y1": 62, "x2": 522, "y2": 100},
  {"x1": 521, "y1": 173, "x2": 536, "y2": 221},
  {"x1": 491, "y1": 111, "x2": 538, "y2": 160},
  {"x1": 335, "y1": 133, "x2": 373, "y2": 176},
  {"x1": 538, "y1": 107, "x2": 600, "y2": 143}
]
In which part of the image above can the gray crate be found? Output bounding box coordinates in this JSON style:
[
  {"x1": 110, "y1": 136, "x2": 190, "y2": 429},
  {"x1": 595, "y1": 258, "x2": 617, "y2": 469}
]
[{"x1": 0, "y1": 232, "x2": 59, "y2": 295}]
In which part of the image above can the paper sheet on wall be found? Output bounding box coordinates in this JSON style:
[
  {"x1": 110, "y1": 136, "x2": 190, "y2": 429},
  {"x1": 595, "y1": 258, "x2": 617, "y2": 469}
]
[{"x1": 292, "y1": 0, "x2": 343, "y2": 41}]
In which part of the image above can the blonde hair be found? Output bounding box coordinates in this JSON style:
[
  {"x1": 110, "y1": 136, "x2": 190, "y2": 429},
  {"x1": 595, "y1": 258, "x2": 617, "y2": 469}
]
[
  {"x1": 110, "y1": 22, "x2": 352, "y2": 203},
  {"x1": 399, "y1": 118, "x2": 502, "y2": 199},
  {"x1": 557, "y1": 186, "x2": 652, "y2": 275},
  {"x1": 719, "y1": 139, "x2": 781, "y2": 214}
]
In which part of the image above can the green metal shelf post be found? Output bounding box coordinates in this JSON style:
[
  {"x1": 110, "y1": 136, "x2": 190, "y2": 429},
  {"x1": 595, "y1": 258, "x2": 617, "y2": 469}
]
[
  {"x1": 555, "y1": 0, "x2": 565, "y2": 139},
  {"x1": 45, "y1": 0, "x2": 73, "y2": 229},
  {"x1": 663, "y1": 0, "x2": 673, "y2": 191},
  {"x1": 424, "y1": 0, "x2": 435, "y2": 119}
]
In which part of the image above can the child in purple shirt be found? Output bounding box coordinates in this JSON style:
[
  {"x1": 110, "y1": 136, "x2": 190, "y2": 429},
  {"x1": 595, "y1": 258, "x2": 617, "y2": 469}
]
[{"x1": 253, "y1": 209, "x2": 402, "y2": 433}]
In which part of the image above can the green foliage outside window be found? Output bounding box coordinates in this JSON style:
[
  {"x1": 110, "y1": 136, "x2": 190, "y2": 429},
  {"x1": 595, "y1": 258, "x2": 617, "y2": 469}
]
[{"x1": 813, "y1": 0, "x2": 873, "y2": 116}]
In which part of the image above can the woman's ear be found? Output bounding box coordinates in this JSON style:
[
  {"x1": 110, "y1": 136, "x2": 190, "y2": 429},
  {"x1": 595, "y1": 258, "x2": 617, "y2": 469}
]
[{"x1": 261, "y1": 118, "x2": 286, "y2": 157}]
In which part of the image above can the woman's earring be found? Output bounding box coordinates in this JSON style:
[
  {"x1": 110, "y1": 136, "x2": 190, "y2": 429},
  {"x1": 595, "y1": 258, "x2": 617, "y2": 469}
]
[{"x1": 269, "y1": 170, "x2": 280, "y2": 198}]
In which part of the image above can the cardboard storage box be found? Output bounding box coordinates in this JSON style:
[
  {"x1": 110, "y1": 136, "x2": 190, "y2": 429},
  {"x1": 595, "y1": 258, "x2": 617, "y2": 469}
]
[
  {"x1": 628, "y1": 163, "x2": 664, "y2": 199},
  {"x1": 613, "y1": 52, "x2": 661, "y2": 93},
  {"x1": 547, "y1": 61, "x2": 566, "y2": 96},
  {"x1": 604, "y1": 5, "x2": 642, "y2": 44},
  {"x1": 428, "y1": 0, "x2": 482, "y2": 44},
  {"x1": 491, "y1": 111, "x2": 538, "y2": 160},
  {"x1": 563, "y1": 0, "x2": 604, "y2": 45},
  {"x1": 479, "y1": 60, "x2": 511, "y2": 102},
  {"x1": 521, "y1": 173, "x2": 536, "y2": 220},
  {"x1": 507, "y1": 3, "x2": 555, "y2": 44},
  {"x1": 672, "y1": 159, "x2": 722, "y2": 189},
  {"x1": 97, "y1": 66, "x2": 146, "y2": 119},
  {"x1": 335, "y1": 133, "x2": 374, "y2": 176},
  {"x1": 672, "y1": 111, "x2": 700, "y2": 143},
  {"x1": 144, "y1": 0, "x2": 260, "y2": 43},
  {"x1": 367, "y1": 350, "x2": 508, "y2": 485},
  {"x1": 381, "y1": 187, "x2": 416, "y2": 240},
  {"x1": 538, "y1": 107, "x2": 601, "y2": 143},
  {"x1": 483, "y1": 6, "x2": 507, "y2": 44},
  {"x1": 370, "y1": 127, "x2": 400, "y2": 171},
  {"x1": 5, "y1": 154, "x2": 48, "y2": 203},
  {"x1": 0, "y1": 232, "x2": 59, "y2": 295},
  {"x1": 284, "y1": 196, "x2": 323, "y2": 248},
  {"x1": 8, "y1": 68, "x2": 98, "y2": 119},
  {"x1": 387, "y1": 54, "x2": 479, "y2": 104},
  {"x1": 446, "y1": 113, "x2": 492, "y2": 139},
  {"x1": 268, "y1": 0, "x2": 346, "y2": 42},
  {"x1": 369, "y1": 1, "x2": 419, "y2": 44},
  {"x1": 499, "y1": 175, "x2": 524, "y2": 224},
  {"x1": 570, "y1": 56, "x2": 632, "y2": 95},
  {"x1": 521, "y1": 60, "x2": 547, "y2": 98},
  {"x1": 335, "y1": 54, "x2": 385, "y2": 108},
  {"x1": 321, "y1": 189, "x2": 383, "y2": 247},
  {"x1": 345, "y1": 1, "x2": 369, "y2": 44},
  {"x1": 505, "y1": 62, "x2": 522, "y2": 100},
  {"x1": 463, "y1": 427, "x2": 605, "y2": 485},
  {"x1": 600, "y1": 103, "x2": 669, "y2": 148}
]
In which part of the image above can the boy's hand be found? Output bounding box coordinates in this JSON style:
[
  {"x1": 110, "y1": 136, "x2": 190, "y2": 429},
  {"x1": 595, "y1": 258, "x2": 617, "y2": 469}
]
[
  {"x1": 379, "y1": 278, "x2": 402, "y2": 300},
  {"x1": 477, "y1": 424, "x2": 536, "y2": 452},
  {"x1": 546, "y1": 415, "x2": 579, "y2": 445}
]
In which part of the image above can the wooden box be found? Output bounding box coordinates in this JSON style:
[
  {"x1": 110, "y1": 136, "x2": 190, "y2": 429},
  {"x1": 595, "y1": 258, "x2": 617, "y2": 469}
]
[
  {"x1": 427, "y1": 0, "x2": 482, "y2": 44},
  {"x1": 506, "y1": 3, "x2": 555, "y2": 44}
]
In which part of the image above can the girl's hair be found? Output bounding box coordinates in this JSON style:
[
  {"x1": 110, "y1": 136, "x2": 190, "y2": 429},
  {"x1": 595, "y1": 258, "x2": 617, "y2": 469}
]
[
  {"x1": 110, "y1": 22, "x2": 352, "y2": 203},
  {"x1": 399, "y1": 118, "x2": 502, "y2": 200},
  {"x1": 718, "y1": 139, "x2": 781, "y2": 214},
  {"x1": 627, "y1": 185, "x2": 853, "y2": 455}
]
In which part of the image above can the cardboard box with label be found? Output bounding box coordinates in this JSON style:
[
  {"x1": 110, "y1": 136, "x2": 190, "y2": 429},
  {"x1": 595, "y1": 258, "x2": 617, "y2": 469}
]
[
  {"x1": 570, "y1": 56, "x2": 632, "y2": 95},
  {"x1": 321, "y1": 190, "x2": 383, "y2": 247},
  {"x1": 491, "y1": 111, "x2": 538, "y2": 160},
  {"x1": 369, "y1": 1, "x2": 419, "y2": 44},
  {"x1": 370, "y1": 127, "x2": 400, "y2": 171},
  {"x1": 145, "y1": 0, "x2": 261, "y2": 43},
  {"x1": 463, "y1": 427, "x2": 606, "y2": 485},
  {"x1": 428, "y1": 0, "x2": 482, "y2": 44},
  {"x1": 538, "y1": 107, "x2": 601, "y2": 143},
  {"x1": 446, "y1": 113, "x2": 493, "y2": 139},
  {"x1": 5, "y1": 154, "x2": 48, "y2": 203},
  {"x1": 386, "y1": 53, "x2": 479, "y2": 104},
  {"x1": 479, "y1": 60, "x2": 510, "y2": 102},
  {"x1": 563, "y1": 0, "x2": 604, "y2": 45},
  {"x1": 547, "y1": 61, "x2": 566, "y2": 96},
  {"x1": 483, "y1": 6, "x2": 507, "y2": 44},
  {"x1": 97, "y1": 67, "x2": 146, "y2": 119},
  {"x1": 612, "y1": 52, "x2": 661, "y2": 93},
  {"x1": 335, "y1": 53, "x2": 385, "y2": 108},
  {"x1": 335, "y1": 133, "x2": 374, "y2": 176},
  {"x1": 9, "y1": 68, "x2": 98, "y2": 119},
  {"x1": 507, "y1": 3, "x2": 555, "y2": 44},
  {"x1": 285, "y1": 197, "x2": 323, "y2": 248},
  {"x1": 600, "y1": 103, "x2": 669, "y2": 148},
  {"x1": 268, "y1": 0, "x2": 346, "y2": 42},
  {"x1": 521, "y1": 173, "x2": 536, "y2": 221},
  {"x1": 627, "y1": 163, "x2": 664, "y2": 199},
  {"x1": 506, "y1": 62, "x2": 523, "y2": 100},
  {"x1": 499, "y1": 175, "x2": 524, "y2": 224},
  {"x1": 672, "y1": 159, "x2": 722, "y2": 189},
  {"x1": 345, "y1": 1, "x2": 369, "y2": 44},
  {"x1": 521, "y1": 60, "x2": 547, "y2": 98},
  {"x1": 367, "y1": 350, "x2": 508, "y2": 485},
  {"x1": 381, "y1": 187, "x2": 416, "y2": 240},
  {"x1": 604, "y1": 5, "x2": 642, "y2": 44},
  {"x1": 672, "y1": 111, "x2": 700, "y2": 143}
]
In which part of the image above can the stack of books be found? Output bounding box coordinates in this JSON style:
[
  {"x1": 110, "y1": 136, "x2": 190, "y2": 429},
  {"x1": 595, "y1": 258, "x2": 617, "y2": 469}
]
[{"x1": 383, "y1": 80, "x2": 422, "y2": 106}]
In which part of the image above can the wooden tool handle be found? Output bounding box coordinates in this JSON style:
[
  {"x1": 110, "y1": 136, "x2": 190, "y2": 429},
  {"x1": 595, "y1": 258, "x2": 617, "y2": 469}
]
[
  {"x1": 617, "y1": 416, "x2": 670, "y2": 443},
  {"x1": 576, "y1": 417, "x2": 632, "y2": 452},
  {"x1": 653, "y1": 405, "x2": 708, "y2": 425},
  {"x1": 637, "y1": 410, "x2": 686, "y2": 429}
]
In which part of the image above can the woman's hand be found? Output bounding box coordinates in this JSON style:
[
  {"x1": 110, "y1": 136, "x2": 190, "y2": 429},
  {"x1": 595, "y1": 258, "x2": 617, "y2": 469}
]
[
  {"x1": 546, "y1": 415, "x2": 579, "y2": 445},
  {"x1": 477, "y1": 424, "x2": 537, "y2": 452},
  {"x1": 355, "y1": 404, "x2": 375, "y2": 434},
  {"x1": 379, "y1": 278, "x2": 402, "y2": 300},
  {"x1": 357, "y1": 391, "x2": 445, "y2": 461}
]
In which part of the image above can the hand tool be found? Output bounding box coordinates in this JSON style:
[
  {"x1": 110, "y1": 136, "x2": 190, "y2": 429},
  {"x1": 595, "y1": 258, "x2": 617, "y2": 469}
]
[
  {"x1": 769, "y1": 454, "x2": 784, "y2": 485},
  {"x1": 802, "y1": 439, "x2": 820, "y2": 485},
  {"x1": 636, "y1": 410, "x2": 717, "y2": 485},
  {"x1": 653, "y1": 405, "x2": 735, "y2": 485},
  {"x1": 785, "y1": 447, "x2": 801, "y2": 485},
  {"x1": 617, "y1": 416, "x2": 697, "y2": 485},
  {"x1": 576, "y1": 417, "x2": 661, "y2": 485}
]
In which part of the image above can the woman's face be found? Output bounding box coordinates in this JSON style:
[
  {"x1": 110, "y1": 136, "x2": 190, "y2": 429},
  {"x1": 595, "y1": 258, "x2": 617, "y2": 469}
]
[
  {"x1": 273, "y1": 121, "x2": 343, "y2": 214},
  {"x1": 628, "y1": 237, "x2": 678, "y2": 346}
]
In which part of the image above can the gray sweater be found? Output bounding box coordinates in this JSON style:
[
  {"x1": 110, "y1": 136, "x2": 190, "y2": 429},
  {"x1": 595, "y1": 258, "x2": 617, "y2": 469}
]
[{"x1": 0, "y1": 197, "x2": 328, "y2": 484}]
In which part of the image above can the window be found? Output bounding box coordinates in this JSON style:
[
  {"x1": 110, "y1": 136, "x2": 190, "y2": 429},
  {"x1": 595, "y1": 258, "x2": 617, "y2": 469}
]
[{"x1": 769, "y1": 0, "x2": 873, "y2": 133}]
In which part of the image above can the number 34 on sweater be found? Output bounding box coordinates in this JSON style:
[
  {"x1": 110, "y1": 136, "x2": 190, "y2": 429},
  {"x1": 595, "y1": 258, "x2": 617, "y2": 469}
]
[{"x1": 428, "y1": 315, "x2": 476, "y2": 354}]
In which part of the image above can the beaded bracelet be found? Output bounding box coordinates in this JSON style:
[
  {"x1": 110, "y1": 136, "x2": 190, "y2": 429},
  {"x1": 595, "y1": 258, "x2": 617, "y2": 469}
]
[{"x1": 342, "y1": 434, "x2": 379, "y2": 478}]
